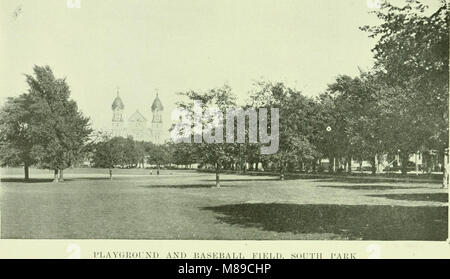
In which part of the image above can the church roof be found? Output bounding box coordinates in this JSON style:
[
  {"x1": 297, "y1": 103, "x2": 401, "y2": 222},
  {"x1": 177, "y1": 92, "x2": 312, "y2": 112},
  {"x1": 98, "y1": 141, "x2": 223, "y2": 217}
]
[
  {"x1": 128, "y1": 110, "x2": 147, "y2": 122},
  {"x1": 112, "y1": 92, "x2": 125, "y2": 110},
  {"x1": 151, "y1": 94, "x2": 164, "y2": 112}
]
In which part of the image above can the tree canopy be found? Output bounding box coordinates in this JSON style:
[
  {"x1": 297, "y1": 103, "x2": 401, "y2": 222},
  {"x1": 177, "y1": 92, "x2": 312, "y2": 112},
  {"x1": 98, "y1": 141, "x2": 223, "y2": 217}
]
[{"x1": 0, "y1": 65, "x2": 92, "y2": 181}]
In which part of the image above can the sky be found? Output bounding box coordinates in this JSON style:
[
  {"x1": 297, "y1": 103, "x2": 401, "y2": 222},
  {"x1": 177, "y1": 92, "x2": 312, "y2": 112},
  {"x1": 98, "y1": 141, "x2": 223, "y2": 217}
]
[{"x1": 0, "y1": 0, "x2": 442, "y2": 131}]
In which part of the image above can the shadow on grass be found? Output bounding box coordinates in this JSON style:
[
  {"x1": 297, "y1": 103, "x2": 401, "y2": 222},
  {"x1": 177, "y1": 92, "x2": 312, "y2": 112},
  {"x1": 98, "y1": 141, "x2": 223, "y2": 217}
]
[
  {"x1": 201, "y1": 178, "x2": 279, "y2": 182},
  {"x1": 202, "y1": 203, "x2": 447, "y2": 240},
  {"x1": 0, "y1": 177, "x2": 115, "y2": 184},
  {"x1": 139, "y1": 184, "x2": 227, "y2": 189},
  {"x1": 319, "y1": 185, "x2": 424, "y2": 190},
  {"x1": 0, "y1": 178, "x2": 57, "y2": 183},
  {"x1": 368, "y1": 193, "x2": 448, "y2": 203},
  {"x1": 74, "y1": 177, "x2": 114, "y2": 181},
  {"x1": 313, "y1": 177, "x2": 442, "y2": 184},
  {"x1": 200, "y1": 175, "x2": 325, "y2": 182}
]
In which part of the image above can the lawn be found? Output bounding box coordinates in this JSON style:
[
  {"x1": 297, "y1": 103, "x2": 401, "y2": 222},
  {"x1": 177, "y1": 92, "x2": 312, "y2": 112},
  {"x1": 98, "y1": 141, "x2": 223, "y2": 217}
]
[{"x1": 0, "y1": 168, "x2": 447, "y2": 240}]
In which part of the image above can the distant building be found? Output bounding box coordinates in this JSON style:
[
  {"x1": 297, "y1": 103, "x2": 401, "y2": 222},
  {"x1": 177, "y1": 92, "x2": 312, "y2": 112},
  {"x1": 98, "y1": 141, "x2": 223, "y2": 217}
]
[{"x1": 111, "y1": 90, "x2": 165, "y2": 144}]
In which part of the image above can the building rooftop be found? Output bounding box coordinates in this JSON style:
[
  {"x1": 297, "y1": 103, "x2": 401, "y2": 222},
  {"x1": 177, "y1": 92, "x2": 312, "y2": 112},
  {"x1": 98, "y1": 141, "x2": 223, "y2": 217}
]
[
  {"x1": 151, "y1": 93, "x2": 164, "y2": 112},
  {"x1": 128, "y1": 110, "x2": 147, "y2": 122},
  {"x1": 111, "y1": 91, "x2": 125, "y2": 110}
]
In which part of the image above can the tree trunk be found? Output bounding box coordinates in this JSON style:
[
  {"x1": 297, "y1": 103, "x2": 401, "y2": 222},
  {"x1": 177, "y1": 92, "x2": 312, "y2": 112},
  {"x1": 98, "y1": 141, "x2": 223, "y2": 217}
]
[
  {"x1": 371, "y1": 157, "x2": 376, "y2": 174},
  {"x1": 59, "y1": 169, "x2": 64, "y2": 181},
  {"x1": 280, "y1": 161, "x2": 285, "y2": 180},
  {"x1": 157, "y1": 164, "x2": 160, "y2": 175},
  {"x1": 239, "y1": 149, "x2": 243, "y2": 172},
  {"x1": 53, "y1": 169, "x2": 59, "y2": 183},
  {"x1": 109, "y1": 168, "x2": 113, "y2": 180},
  {"x1": 215, "y1": 163, "x2": 220, "y2": 188},
  {"x1": 24, "y1": 162, "x2": 29, "y2": 181},
  {"x1": 400, "y1": 152, "x2": 409, "y2": 175},
  {"x1": 347, "y1": 158, "x2": 352, "y2": 173}
]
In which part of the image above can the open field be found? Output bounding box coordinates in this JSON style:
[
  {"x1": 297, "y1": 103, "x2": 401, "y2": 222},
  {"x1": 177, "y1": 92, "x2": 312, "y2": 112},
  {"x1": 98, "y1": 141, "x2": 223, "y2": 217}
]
[{"x1": 0, "y1": 168, "x2": 447, "y2": 240}]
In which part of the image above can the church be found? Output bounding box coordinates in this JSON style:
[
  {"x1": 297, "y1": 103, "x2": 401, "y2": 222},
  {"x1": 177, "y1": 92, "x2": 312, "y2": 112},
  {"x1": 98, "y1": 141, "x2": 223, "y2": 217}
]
[{"x1": 111, "y1": 90, "x2": 165, "y2": 144}]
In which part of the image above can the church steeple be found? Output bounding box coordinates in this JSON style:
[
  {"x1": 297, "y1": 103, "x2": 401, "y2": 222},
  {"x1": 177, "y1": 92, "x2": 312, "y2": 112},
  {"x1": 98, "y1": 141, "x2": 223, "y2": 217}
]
[
  {"x1": 111, "y1": 87, "x2": 125, "y2": 137},
  {"x1": 151, "y1": 92, "x2": 164, "y2": 114},
  {"x1": 151, "y1": 91, "x2": 164, "y2": 144},
  {"x1": 151, "y1": 91, "x2": 164, "y2": 123},
  {"x1": 112, "y1": 88, "x2": 125, "y2": 111}
]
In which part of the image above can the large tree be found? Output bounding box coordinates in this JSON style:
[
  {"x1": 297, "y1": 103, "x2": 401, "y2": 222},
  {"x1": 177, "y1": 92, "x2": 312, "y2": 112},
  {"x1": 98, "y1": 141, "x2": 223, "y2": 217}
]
[
  {"x1": 170, "y1": 142, "x2": 197, "y2": 168},
  {"x1": 319, "y1": 73, "x2": 385, "y2": 173},
  {"x1": 0, "y1": 66, "x2": 92, "y2": 181},
  {"x1": 249, "y1": 81, "x2": 319, "y2": 179},
  {"x1": 26, "y1": 65, "x2": 92, "y2": 181},
  {"x1": 91, "y1": 136, "x2": 125, "y2": 179},
  {"x1": 0, "y1": 94, "x2": 35, "y2": 180},
  {"x1": 361, "y1": 0, "x2": 449, "y2": 173},
  {"x1": 174, "y1": 85, "x2": 238, "y2": 187},
  {"x1": 146, "y1": 142, "x2": 171, "y2": 174}
]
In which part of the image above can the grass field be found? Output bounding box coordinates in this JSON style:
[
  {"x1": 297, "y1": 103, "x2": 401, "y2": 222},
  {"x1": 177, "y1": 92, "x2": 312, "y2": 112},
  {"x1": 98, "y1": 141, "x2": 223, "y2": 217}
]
[{"x1": 0, "y1": 168, "x2": 447, "y2": 240}]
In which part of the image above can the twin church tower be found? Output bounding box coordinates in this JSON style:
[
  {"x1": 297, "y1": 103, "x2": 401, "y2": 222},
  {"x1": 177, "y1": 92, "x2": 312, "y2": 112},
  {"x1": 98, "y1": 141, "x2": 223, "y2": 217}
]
[{"x1": 111, "y1": 89, "x2": 165, "y2": 144}]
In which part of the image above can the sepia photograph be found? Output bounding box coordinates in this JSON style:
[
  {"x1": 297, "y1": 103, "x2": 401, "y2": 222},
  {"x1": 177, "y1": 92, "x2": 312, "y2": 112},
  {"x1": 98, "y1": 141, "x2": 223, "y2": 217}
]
[{"x1": 0, "y1": 0, "x2": 448, "y2": 248}]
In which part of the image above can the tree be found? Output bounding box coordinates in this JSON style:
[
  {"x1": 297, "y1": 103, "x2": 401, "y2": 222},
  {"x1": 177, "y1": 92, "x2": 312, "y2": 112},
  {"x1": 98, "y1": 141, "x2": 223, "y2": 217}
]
[
  {"x1": 0, "y1": 94, "x2": 35, "y2": 180},
  {"x1": 146, "y1": 143, "x2": 171, "y2": 174},
  {"x1": 319, "y1": 73, "x2": 385, "y2": 174},
  {"x1": 361, "y1": 0, "x2": 449, "y2": 174},
  {"x1": 121, "y1": 136, "x2": 140, "y2": 167},
  {"x1": 171, "y1": 142, "x2": 197, "y2": 168},
  {"x1": 249, "y1": 81, "x2": 319, "y2": 179},
  {"x1": 0, "y1": 65, "x2": 92, "y2": 181},
  {"x1": 174, "y1": 85, "x2": 238, "y2": 187},
  {"x1": 25, "y1": 65, "x2": 92, "y2": 181},
  {"x1": 91, "y1": 137, "x2": 125, "y2": 179},
  {"x1": 134, "y1": 141, "x2": 146, "y2": 168}
]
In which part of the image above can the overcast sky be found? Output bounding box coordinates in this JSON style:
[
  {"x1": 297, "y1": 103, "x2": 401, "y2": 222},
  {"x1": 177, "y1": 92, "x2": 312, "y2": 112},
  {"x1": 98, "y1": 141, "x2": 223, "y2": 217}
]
[{"x1": 0, "y1": 0, "x2": 442, "y2": 131}]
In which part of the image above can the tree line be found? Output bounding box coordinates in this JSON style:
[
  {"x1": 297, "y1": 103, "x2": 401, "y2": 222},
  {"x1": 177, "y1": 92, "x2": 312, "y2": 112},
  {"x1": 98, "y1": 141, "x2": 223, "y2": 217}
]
[
  {"x1": 0, "y1": 1, "x2": 448, "y2": 185},
  {"x1": 167, "y1": 1, "x2": 449, "y2": 185},
  {"x1": 90, "y1": 135, "x2": 172, "y2": 179}
]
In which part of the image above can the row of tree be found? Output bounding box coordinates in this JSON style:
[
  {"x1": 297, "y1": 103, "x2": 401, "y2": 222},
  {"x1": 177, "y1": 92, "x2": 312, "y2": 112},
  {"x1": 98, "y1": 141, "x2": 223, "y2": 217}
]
[
  {"x1": 1, "y1": 0, "x2": 448, "y2": 186},
  {"x1": 165, "y1": 0, "x2": 449, "y2": 185},
  {"x1": 90, "y1": 135, "x2": 171, "y2": 179}
]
